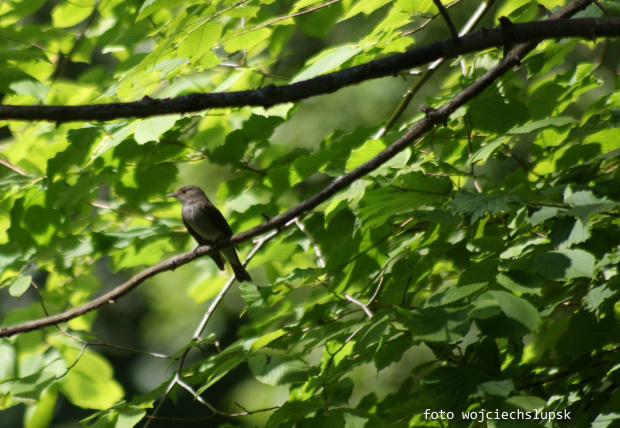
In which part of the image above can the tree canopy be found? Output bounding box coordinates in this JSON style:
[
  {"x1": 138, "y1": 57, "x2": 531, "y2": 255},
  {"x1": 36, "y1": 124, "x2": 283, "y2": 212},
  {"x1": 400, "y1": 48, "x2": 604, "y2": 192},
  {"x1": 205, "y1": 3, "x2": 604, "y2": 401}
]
[{"x1": 1, "y1": 0, "x2": 620, "y2": 426}]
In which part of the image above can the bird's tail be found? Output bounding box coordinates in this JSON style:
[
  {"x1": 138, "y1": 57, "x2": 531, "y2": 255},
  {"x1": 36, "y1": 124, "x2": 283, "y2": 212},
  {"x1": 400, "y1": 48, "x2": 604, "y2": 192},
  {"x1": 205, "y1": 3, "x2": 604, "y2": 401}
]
[
  {"x1": 210, "y1": 253, "x2": 225, "y2": 271},
  {"x1": 223, "y1": 247, "x2": 252, "y2": 282},
  {"x1": 232, "y1": 263, "x2": 252, "y2": 282}
]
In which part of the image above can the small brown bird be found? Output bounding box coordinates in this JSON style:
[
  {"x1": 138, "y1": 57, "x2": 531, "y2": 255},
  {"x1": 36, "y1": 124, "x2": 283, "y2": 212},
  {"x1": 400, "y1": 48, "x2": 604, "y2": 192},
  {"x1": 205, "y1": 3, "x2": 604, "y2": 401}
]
[{"x1": 168, "y1": 185, "x2": 252, "y2": 282}]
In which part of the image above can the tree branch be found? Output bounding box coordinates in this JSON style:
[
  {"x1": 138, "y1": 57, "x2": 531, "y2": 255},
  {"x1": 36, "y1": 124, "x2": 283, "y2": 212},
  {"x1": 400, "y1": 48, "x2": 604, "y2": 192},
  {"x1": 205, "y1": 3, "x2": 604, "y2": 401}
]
[
  {"x1": 0, "y1": 17, "x2": 618, "y2": 122},
  {"x1": 431, "y1": 0, "x2": 459, "y2": 41},
  {"x1": 0, "y1": 0, "x2": 597, "y2": 338}
]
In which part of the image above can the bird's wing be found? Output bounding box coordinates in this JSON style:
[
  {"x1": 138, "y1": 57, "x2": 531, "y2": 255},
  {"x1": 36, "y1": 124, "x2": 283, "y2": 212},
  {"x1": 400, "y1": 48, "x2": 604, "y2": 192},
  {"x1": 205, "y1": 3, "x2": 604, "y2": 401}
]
[
  {"x1": 182, "y1": 217, "x2": 208, "y2": 245},
  {"x1": 200, "y1": 203, "x2": 234, "y2": 237}
]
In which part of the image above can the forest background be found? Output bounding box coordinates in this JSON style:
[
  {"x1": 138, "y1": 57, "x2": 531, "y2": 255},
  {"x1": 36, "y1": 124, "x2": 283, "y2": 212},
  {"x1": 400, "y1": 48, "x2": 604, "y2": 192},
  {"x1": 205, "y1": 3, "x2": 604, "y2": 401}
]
[{"x1": 1, "y1": 0, "x2": 620, "y2": 426}]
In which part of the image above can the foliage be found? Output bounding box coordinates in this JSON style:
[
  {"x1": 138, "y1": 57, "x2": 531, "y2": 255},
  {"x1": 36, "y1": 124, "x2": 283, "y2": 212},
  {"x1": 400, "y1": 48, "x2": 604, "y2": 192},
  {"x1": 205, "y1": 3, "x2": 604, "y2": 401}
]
[{"x1": 1, "y1": 0, "x2": 620, "y2": 427}]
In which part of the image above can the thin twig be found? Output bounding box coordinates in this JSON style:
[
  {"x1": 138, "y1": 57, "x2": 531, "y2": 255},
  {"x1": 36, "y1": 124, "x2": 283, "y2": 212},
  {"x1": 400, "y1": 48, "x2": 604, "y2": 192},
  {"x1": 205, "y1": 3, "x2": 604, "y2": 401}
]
[
  {"x1": 344, "y1": 294, "x2": 374, "y2": 319},
  {"x1": 367, "y1": 274, "x2": 385, "y2": 306},
  {"x1": 294, "y1": 218, "x2": 325, "y2": 268},
  {"x1": 343, "y1": 273, "x2": 385, "y2": 319},
  {"x1": 91, "y1": 200, "x2": 156, "y2": 221},
  {"x1": 177, "y1": 379, "x2": 220, "y2": 412},
  {"x1": 0, "y1": 158, "x2": 28, "y2": 176},
  {"x1": 144, "y1": 350, "x2": 190, "y2": 428},
  {"x1": 432, "y1": 0, "x2": 459, "y2": 41},
  {"x1": 401, "y1": 0, "x2": 463, "y2": 37},
  {"x1": 465, "y1": 115, "x2": 482, "y2": 193},
  {"x1": 593, "y1": 0, "x2": 613, "y2": 17},
  {"x1": 55, "y1": 343, "x2": 87, "y2": 380}
]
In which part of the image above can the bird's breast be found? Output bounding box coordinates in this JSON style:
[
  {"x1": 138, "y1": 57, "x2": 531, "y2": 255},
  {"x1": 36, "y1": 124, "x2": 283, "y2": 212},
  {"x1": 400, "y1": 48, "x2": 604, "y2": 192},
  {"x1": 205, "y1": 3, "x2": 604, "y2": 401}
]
[{"x1": 182, "y1": 204, "x2": 224, "y2": 241}]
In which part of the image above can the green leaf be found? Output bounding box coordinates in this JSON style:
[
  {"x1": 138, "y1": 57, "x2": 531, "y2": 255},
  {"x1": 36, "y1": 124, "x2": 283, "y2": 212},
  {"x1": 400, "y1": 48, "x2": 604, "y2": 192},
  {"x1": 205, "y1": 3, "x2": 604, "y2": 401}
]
[
  {"x1": 549, "y1": 217, "x2": 591, "y2": 248},
  {"x1": 296, "y1": 1, "x2": 342, "y2": 38},
  {"x1": 532, "y1": 249, "x2": 595, "y2": 280},
  {"x1": 592, "y1": 413, "x2": 620, "y2": 427},
  {"x1": 0, "y1": 342, "x2": 16, "y2": 380},
  {"x1": 92, "y1": 123, "x2": 135, "y2": 159},
  {"x1": 451, "y1": 191, "x2": 521, "y2": 224},
  {"x1": 47, "y1": 126, "x2": 100, "y2": 177},
  {"x1": 134, "y1": 114, "x2": 180, "y2": 144},
  {"x1": 583, "y1": 276, "x2": 620, "y2": 315},
  {"x1": 223, "y1": 28, "x2": 271, "y2": 54},
  {"x1": 355, "y1": 316, "x2": 390, "y2": 351},
  {"x1": 422, "y1": 366, "x2": 513, "y2": 406},
  {"x1": 424, "y1": 283, "x2": 486, "y2": 307},
  {"x1": 468, "y1": 137, "x2": 506, "y2": 164},
  {"x1": 136, "y1": 0, "x2": 208, "y2": 22},
  {"x1": 239, "y1": 282, "x2": 276, "y2": 317},
  {"x1": 178, "y1": 22, "x2": 222, "y2": 61},
  {"x1": 0, "y1": 0, "x2": 47, "y2": 22},
  {"x1": 584, "y1": 128, "x2": 620, "y2": 154},
  {"x1": 325, "y1": 377, "x2": 354, "y2": 406},
  {"x1": 526, "y1": 39, "x2": 579, "y2": 76},
  {"x1": 21, "y1": 189, "x2": 61, "y2": 246},
  {"x1": 564, "y1": 189, "x2": 616, "y2": 222},
  {"x1": 556, "y1": 311, "x2": 619, "y2": 359},
  {"x1": 509, "y1": 116, "x2": 578, "y2": 134},
  {"x1": 224, "y1": 5, "x2": 260, "y2": 18},
  {"x1": 506, "y1": 395, "x2": 547, "y2": 412},
  {"x1": 250, "y1": 329, "x2": 287, "y2": 352},
  {"x1": 265, "y1": 398, "x2": 323, "y2": 428},
  {"x1": 478, "y1": 290, "x2": 540, "y2": 333},
  {"x1": 341, "y1": 0, "x2": 392, "y2": 21},
  {"x1": 59, "y1": 348, "x2": 124, "y2": 409},
  {"x1": 10, "y1": 371, "x2": 56, "y2": 399},
  {"x1": 374, "y1": 336, "x2": 413, "y2": 371},
  {"x1": 211, "y1": 115, "x2": 284, "y2": 165},
  {"x1": 346, "y1": 138, "x2": 387, "y2": 170},
  {"x1": 391, "y1": 171, "x2": 453, "y2": 195},
  {"x1": 496, "y1": 270, "x2": 543, "y2": 295},
  {"x1": 292, "y1": 45, "x2": 363, "y2": 83},
  {"x1": 292, "y1": 0, "x2": 323, "y2": 11},
  {"x1": 468, "y1": 298, "x2": 501, "y2": 320},
  {"x1": 51, "y1": 0, "x2": 95, "y2": 28},
  {"x1": 527, "y1": 205, "x2": 560, "y2": 226},
  {"x1": 403, "y1": 308, "x2": 471, "y2": 342},
  {"x1": 197, "y1": 356, "x2": 245, "y2": 393},
  {"x1": 319, "y1": 409, "x2": 382, "y2": 428},
  {"x1": 0, "y1": 67, "x2": 50, "y2": 102},
  {"x1": 358, "y1": 175, "x2": 451, "y2": 227},
  {"x1": 248, "y1": 354, "x2": 312, "y2": 386},
  {"x1": 24, "y1": 387, "x2": 57, "y2": 428},
  {"x1": 468, "y1": 84, "x2": 529, "y2": 134},
  {"x1": 8, "y1": 275, "x2": 31, "y2": 297},
  {"x1": 116, "y1": 408, "x2": 147, "y2": 428}
]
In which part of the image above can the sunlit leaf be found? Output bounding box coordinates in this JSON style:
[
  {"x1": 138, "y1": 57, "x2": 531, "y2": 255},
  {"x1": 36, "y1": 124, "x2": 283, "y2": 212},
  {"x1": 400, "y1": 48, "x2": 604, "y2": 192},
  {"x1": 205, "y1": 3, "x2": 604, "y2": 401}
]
[{"x1": 292, "y1": 45, "x2": 363, "y2": 83}]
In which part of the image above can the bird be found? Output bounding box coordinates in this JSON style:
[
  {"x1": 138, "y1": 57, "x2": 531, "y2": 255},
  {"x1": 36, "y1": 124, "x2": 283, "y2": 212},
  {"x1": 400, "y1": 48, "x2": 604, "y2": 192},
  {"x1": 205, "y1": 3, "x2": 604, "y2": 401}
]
[{"x1": 167, "y1": 185, "x2": 252, "y2": 282}]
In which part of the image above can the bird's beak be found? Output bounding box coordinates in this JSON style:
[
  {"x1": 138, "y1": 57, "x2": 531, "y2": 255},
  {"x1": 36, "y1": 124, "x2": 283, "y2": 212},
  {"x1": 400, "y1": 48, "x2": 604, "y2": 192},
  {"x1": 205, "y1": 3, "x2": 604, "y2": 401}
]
[{"x1": 166, "y1": 192, "x2": 177, "y2": 198}]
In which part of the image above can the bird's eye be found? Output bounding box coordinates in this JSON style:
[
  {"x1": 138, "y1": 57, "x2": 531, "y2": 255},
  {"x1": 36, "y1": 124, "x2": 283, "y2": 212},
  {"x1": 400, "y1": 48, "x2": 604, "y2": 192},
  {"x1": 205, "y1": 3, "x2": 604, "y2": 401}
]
[{"x1": 181, "y1": 189, "x2": 186, "y2": 194}]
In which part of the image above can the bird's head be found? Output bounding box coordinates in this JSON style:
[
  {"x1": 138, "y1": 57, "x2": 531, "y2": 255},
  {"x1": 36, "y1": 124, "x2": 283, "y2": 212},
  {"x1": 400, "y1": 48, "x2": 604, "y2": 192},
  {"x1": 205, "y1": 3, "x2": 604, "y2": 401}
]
[{"x1": 167, "y1": 185, "x2": 208, "y2": 204}]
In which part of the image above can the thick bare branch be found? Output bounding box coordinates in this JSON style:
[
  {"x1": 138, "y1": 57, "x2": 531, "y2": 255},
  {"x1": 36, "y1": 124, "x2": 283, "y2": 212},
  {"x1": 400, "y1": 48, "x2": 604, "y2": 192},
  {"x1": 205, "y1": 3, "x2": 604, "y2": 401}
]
[{"x1": 0, "y1": 17, "x2": 618, "y2": 122}]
